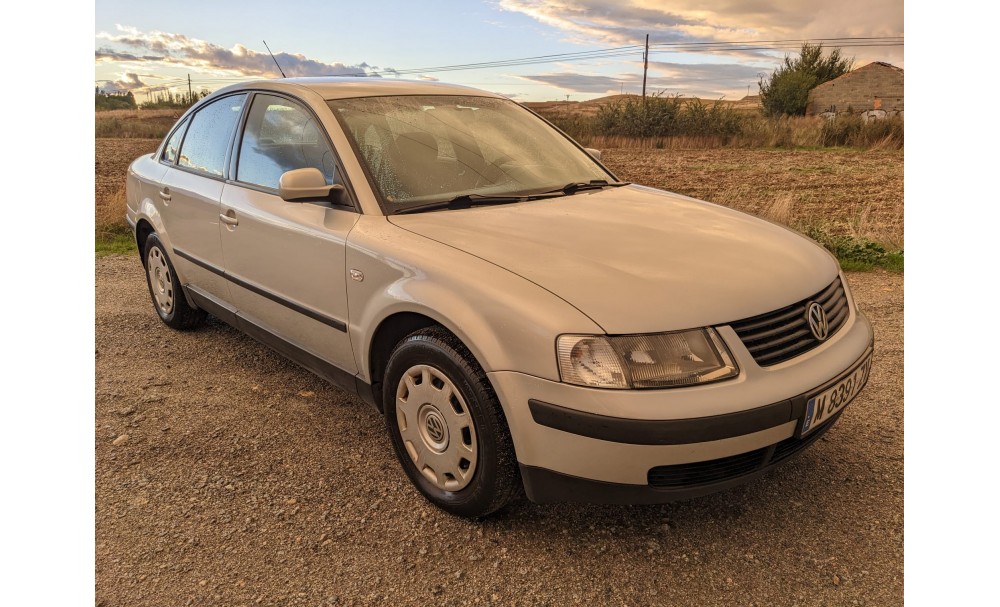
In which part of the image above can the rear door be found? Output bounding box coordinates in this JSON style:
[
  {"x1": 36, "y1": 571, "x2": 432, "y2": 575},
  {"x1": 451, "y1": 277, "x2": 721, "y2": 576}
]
[
  {"x1": 161, "y1": 93, "x2": 247, "y2": 301},
  {"x1": 219, "y1": 92, "x2": 359, "y2": 374}
]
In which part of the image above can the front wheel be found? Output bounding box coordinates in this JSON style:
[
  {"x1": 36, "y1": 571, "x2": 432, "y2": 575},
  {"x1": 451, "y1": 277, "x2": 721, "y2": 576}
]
[{"x1": 383, "y1": 327, "x2": 521, "y2": 518}]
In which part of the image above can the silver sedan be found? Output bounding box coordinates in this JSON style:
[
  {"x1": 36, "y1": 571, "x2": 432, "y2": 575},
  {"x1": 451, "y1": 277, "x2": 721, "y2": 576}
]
[{"x1": 127, "y1": 78, "x2": 873, "y2": 517}]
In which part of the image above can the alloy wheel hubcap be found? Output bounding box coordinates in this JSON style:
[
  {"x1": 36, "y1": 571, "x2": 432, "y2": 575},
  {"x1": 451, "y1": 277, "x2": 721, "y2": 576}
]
[
  {"x1": 147, "y1": 248, "x2": 174, "y2": 315},
  {"x1": 395, "y1": 364, "x2": 478, "y2": 491}
]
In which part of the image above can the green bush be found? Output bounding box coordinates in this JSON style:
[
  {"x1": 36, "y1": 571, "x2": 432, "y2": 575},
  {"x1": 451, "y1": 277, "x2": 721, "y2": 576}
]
[
  {"x1": 594, "y1": 95, "x2": 743, "y2": 139},
  {"x1": 805, "y1": 225, "x2": 903, "y2": 272}
]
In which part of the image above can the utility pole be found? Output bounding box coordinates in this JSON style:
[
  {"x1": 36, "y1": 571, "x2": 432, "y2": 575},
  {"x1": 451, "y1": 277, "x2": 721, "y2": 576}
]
[
  {"x1": 641, "y1": 34, "x2": 649, "y2": 100},
  {"x1": 188, "y1": 74, "x2": 193, "y2": 104}
]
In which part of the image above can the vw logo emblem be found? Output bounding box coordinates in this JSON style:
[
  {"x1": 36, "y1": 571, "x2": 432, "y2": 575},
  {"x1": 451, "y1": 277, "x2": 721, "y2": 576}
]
[
  {"x1": 806, "y1": 302, "x2": 829, "y2": 341},
  {"x1": 426, "y1": 414, "x2": 445, "y2": 443}
]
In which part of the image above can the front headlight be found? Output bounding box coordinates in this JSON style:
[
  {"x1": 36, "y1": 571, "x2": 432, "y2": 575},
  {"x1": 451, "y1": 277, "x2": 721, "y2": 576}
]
[{"x1": 556, "y1": 328, "x2": 739, "y2": 389}]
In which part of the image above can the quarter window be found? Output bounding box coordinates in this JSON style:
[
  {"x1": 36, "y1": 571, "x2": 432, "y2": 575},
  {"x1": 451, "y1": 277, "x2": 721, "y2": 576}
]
[
  {"x1": 161, "y1": 117, "x2": 189, "y2": 164},
  {"x1": 178, "y1": 94, "x2": 247, "y2": 177},
  {"x1": 237, "y1": 94, "x2": 337, "y2": 189}
]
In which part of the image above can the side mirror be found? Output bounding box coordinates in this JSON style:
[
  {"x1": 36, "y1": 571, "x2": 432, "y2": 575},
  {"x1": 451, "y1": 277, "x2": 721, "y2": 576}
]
[
  {"x1": 278, "y1": 168, "x2": 345, "y2": 203},
  {"x1": 584, "y1": 147, "x2": 602, "y2": 161}
]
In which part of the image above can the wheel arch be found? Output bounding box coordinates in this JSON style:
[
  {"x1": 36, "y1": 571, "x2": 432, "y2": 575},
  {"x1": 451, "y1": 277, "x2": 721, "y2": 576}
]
[
  {"x1": 133, "y1": 204, "x2": 197, "y2": 309},
  {"x1": 365, "y1": 310, "x2": 481, "y2": 414},
  {"x1": 134, "y1": 218, "x2": 155, "y2": 260}
]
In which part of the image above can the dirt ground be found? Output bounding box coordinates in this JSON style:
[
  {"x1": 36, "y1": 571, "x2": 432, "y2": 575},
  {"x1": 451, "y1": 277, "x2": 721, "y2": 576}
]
[{"x1": 95, "y1": 255, "x2": 903, "y2": 606}]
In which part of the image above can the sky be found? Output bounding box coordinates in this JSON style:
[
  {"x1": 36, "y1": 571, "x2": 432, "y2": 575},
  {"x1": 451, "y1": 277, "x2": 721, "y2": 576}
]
[{"x1": 95, "y1": 0, "x2": 903, "y2": 102}]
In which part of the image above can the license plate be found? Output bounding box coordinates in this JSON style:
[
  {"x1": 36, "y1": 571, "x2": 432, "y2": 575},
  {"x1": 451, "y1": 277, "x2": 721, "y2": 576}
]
[{"x1": 800, "y1": 353, "x2": 873, "y2": 436}]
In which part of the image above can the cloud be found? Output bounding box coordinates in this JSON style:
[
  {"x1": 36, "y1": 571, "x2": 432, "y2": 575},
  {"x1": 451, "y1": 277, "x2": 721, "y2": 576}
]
[
  {"x1": 518, "y1": 60, "x2": 766, "y2": 98},
  {"x1": 95, "y1": 49, "x2": 165, "y2": 63},
  {"x1": 650, "y1": 61, "x2": 766, "y2": 86},
  {"x1": 96, "y1": 25, "x2": 378, "y2": 78},
  {"x1": 417, "y1": 75, "x2": 440, "y2": 81},
  {"x1": 498, "y1": 0, "x2": 701, "y2": 46},
  {"x1": 498, "y1": 0, "x2": 903, "y2": 65},
  {"x1": 97, "y1": 73, "x2": 148, "y2": 93},
  {"x1": 519, "y1": 73, "x2": 630, "y2": 94}
]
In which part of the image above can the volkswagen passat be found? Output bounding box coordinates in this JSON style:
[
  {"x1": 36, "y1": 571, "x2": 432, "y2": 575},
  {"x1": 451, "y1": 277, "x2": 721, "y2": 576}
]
[{"x1": 126, "y1": 78, "x2": 873, "y2": 517}]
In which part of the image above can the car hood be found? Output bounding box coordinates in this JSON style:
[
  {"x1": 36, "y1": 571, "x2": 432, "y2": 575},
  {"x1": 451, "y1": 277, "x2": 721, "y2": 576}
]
[{"x1": 388, "y1": 185, "x2": 839, "y2": 333}]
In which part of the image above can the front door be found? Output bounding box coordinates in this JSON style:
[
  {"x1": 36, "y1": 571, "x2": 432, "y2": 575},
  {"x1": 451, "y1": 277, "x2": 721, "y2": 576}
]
[{"x1": 219, "y1": 92, "x2": 359, "y2": 375}]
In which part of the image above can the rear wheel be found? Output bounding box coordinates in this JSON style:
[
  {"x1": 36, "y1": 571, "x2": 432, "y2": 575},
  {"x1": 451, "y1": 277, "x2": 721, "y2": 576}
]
[
  {"x1": 383, "y1": 327, "x2": 520, "y2": 518},
  {"x1": 143, "y1": 234, "x2": 206, "y2": 330}
]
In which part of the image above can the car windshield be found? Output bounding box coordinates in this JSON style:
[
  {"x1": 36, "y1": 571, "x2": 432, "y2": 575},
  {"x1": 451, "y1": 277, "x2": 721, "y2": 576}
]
[{"x1": 328, "y1": 95, "x2": 612, "y2": 211}]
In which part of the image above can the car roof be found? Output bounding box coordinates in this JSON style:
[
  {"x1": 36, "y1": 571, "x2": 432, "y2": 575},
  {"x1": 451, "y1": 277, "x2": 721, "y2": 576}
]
[{"x1": 213, "y1": 77, "x2": 504, "y2": 100}]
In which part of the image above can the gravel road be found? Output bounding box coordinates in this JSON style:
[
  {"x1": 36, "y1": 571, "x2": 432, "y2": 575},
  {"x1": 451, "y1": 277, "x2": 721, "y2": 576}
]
[{"x1": 96, "y1": 255, "x2": 903, "y2": 606}]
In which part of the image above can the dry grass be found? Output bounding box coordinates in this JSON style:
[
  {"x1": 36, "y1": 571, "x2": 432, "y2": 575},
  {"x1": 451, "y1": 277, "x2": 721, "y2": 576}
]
[
  {"x1": 96, "y1": 185, "x2": 128, "y2": 240},
  {"x1": 95, "y1": 138, "x2": 161, "y2": 252},
  {"x1": 95, "y1": 109, "x2": 183, "y2": 139},
  {"x1": 601, "y1": 147, "x2": 904, "y2": 248},
  {"x1": 548, "y1": 116, "x2": 873, "y2": 150},
  {"x1": 761, "y1": 192, "x2": 795, "y2": 226}
]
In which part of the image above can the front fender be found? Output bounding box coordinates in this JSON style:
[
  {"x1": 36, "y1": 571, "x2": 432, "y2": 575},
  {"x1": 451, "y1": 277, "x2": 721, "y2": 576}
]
[{"x1": 346, "y1": 216, "x2": 603, "y2": 383}]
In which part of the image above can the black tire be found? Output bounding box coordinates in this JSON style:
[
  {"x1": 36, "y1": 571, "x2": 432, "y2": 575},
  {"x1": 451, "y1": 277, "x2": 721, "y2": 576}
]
[
  {"x1": 383, "y1": 326, "x2": 521, "y2": 518},
  {"x1": 142, "y1": 234, "x2": 206, "y2": 330}
]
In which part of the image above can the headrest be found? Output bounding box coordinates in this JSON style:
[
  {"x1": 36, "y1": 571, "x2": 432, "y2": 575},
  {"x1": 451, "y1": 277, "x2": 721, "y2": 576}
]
[{"x1": 395, "y1": 132, "x2": 438, "y2": 158}]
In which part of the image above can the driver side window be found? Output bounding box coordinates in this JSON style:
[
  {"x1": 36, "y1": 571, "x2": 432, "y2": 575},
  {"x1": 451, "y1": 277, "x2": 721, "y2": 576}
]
[{"x1": 236, "y1": 94, "x2": 337, "y2": 190}]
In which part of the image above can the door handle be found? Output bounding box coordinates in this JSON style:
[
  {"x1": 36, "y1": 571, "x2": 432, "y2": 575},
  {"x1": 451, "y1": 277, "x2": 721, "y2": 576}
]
[
  {"x1": 158, "y1": 188, "x2": 171, "y2": 202},
  {"x1": 220, "y1": 210, "x2": 239, "y2": 227}
]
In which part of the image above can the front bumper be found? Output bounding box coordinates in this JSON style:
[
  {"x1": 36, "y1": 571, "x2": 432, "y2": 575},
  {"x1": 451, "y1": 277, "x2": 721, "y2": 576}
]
[
  {"x1": 521, "y1": 407, "x2": 847, "y2": 504},
  {"x1": 487, "y1": 306, "x2": 874, "y2": 503}
]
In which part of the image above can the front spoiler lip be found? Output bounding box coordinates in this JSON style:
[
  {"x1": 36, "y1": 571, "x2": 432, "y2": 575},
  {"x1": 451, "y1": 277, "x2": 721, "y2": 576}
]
[
  {"x1": 528, "y1": 339, "x2": 874, "y2": 446},
  {"x1": 520, "y1": 409, "x2": 847, "y2": 504}
]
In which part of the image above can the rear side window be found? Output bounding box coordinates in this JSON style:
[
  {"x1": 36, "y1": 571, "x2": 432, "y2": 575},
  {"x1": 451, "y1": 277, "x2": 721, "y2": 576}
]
[
  {"x1": 236, "y1": 94, "x2": 336, "y2": 189},
  {"x1": 161, "y1": 118, "x2": 189, "y2": 164},
  {"x1": 178, "y1": 94, "x2": 247, "y2": 177}
]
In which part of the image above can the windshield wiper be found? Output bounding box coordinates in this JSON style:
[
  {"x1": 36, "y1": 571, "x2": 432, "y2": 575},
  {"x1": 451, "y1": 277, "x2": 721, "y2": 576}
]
[
  {"x1": 546, "y1": 180, "x2": 631, "y2": 196},
  {"x1": 394, "y1": 181, "x2": 630, "y2": 215},
  {"x1": 394, "y1": 192, "x2": 561, "y2": 215}
]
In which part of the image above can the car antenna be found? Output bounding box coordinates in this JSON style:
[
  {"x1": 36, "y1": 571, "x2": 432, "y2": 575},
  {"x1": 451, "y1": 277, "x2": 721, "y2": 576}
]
[{"x1": 263, "y1": 40, "x2": 287, "y2": 78}]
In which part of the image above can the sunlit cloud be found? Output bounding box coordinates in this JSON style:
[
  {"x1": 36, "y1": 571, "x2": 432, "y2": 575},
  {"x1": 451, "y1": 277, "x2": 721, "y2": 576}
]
[
  {"x1": 498, "y1": 0, "x2": 701, "y2": 46},
  {"x1": 95, "y1": 25, "x2": 386, "y2": 78},
  {"x1": 498, "y1": 0, "x2": 903, "y2": 65},
  {"x1": 96, "y1": 72, "x2": 149, "y2": 93}
]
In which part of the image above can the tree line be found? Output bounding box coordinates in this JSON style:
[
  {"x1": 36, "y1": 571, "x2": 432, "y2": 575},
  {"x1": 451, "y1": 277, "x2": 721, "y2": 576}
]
[{"x1": 95, "y1": 88, "x2": 210, "y2": 111}]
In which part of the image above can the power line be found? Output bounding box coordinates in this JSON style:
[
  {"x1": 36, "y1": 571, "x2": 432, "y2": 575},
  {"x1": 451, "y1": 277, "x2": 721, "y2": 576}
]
[
  {"x1": 339, "y1": 36, "x2": 904, "y2": 78},
  {"x1": 98, "y1": 35, "x2": 904, "y2": 93}
]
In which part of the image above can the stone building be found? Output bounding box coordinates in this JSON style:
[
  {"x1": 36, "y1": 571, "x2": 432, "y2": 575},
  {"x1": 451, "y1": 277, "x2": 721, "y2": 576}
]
[{"x1": 806, "y1": 62, "x2": 903, "y2": 117}]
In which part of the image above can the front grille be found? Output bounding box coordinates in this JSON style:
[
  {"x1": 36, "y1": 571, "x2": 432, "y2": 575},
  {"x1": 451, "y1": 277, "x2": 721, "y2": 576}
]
[
  {"x1": 729, "y1": 277, "x2": 850, "y2": 367},
  {"x1": 646, "y1": 410, "x2": 843, "y2": 489},
  {"x1": 647, "y1": 447, "x2": 768, "y2": 488}
]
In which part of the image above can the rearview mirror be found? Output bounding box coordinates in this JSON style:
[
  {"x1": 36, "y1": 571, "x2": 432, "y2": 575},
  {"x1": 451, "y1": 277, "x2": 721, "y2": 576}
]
[
  {"x1": 584, "y1": 147, "x2": 602, "y2": 161},
  {"x1": 278, "y1": 168, "x2": 345, "y2": 203}
]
